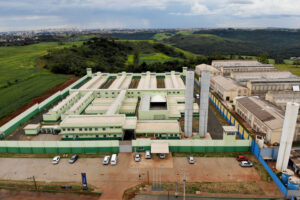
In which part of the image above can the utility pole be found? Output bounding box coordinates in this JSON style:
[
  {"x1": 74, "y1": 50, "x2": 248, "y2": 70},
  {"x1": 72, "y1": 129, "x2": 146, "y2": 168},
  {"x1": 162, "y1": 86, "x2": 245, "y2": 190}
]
[
  {"x1": 183, "y1": 171, "x2": 186, "y2": 200},
  {"x1": 32, "y1": 176, "x2": 37, "y2": 190}
]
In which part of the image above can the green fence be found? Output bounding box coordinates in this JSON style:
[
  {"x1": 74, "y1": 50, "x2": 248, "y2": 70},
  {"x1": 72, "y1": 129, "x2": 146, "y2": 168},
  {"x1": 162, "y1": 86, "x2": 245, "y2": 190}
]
[
  {"x1": 0, "y1": 141, "x2": 119, "y2": 154},
  {"x1": 132, "y1": 139, "x2": 251, "y2": 153}
]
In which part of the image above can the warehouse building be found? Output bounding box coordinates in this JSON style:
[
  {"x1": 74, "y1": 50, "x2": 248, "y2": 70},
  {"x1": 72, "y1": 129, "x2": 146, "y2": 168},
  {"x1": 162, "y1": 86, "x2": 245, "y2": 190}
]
[
  {"x1": 195, "y1": 64, "x2": 221, "y2": 77},
  {"x1": 265, "y1": 90, "x2": 300, "y2": 141},
  {"x1": 211, "y1": 75, "x2": 250, "y2": 102},
  {"x1": 211, "y1": 60, "x2": 276, "y2": 76},
  {"x1": 246, "y1": 77, "x2": 300, "y2": 97},
  {"x1": 230, "y1": 71, "x2": 295, "y2": 86},
  {"x1": 235, "y1": 96, "x2": 284, "y2": 144}
]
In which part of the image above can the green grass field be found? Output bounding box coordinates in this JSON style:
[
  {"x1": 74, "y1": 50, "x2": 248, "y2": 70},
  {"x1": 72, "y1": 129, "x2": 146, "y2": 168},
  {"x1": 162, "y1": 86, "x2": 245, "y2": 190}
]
[
  {"x1": 126, "y1": 52, "x2": 184, "y2": 65},
  {"x1": 275, "y1": 64, "x2": 300, "y2": 76},
  {"x1": 0, "y1": 42, "x2": 82, "y2": 120}
]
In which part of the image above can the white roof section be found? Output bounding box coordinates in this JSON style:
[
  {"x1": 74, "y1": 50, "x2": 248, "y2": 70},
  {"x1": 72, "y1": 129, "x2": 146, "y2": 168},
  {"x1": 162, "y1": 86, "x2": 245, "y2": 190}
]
[
  {"x1": 195, "y1": 64, "x2": 220, "y2": 73},
  {"x1": 52, "y1": 92, "x2": 79, "y2": 112},
  {"x1": 80, "y1": 76, "x2": 101, "y2": 89},
  {"x1": 61, "y1": 115, "x2": 125, "y2": 127},
  {"x1": 212, "y1": 75, "x2": 243, "y2": 91},
  {"x1": 140, "y1": 94, "x2": 151, "y2": 111},
  {"x1": 68, "y1": 92, "x2": 93, "y2": 112},
  {"x1": 151, "y1": 95, "x2": 166, "y2": 103},
  {"x1": 106, "y1": 90, "x2": 126, "y2": 115},
  {"x1": 24, "y1": 124, "x2": 40, "y2": 129},
  {"x1": 223, "y1": 126, "x2": 237, "y2": 132},
  {"x1": 293, "y1": 86, "x2": 300, "y2": 92},
  {"x1": 89, "y1": 76, "x2": 108, "y2": 89},
  {"x1": 212, "y1": 60, "x2": 274, "y2": 68},
  {"x1": 151, "y1": 143, "x2": 169, "y2": 154}
]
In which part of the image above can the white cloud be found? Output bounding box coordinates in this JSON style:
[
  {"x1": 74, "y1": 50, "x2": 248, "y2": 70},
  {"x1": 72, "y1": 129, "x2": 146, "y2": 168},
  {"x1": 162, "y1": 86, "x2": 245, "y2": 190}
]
[{"x1": 0, "y1": 15, "x2": 61, "y2": 22}]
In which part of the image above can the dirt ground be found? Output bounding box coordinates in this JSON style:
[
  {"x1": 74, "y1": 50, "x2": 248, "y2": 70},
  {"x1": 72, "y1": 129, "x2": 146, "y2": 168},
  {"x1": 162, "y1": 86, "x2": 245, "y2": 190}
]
[
  {"x1": 0, "y1": 153, "x2": 283, "y2": 200},
  {"x1": 0, "y1": 189, "x2": 100, "y2": 200}
]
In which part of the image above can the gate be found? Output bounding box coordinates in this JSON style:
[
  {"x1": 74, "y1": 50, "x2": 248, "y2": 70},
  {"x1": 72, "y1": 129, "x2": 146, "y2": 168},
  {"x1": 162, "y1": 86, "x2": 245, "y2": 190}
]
[{"x1": 119, "y1": 141, "x2": 132, "y2": 152}]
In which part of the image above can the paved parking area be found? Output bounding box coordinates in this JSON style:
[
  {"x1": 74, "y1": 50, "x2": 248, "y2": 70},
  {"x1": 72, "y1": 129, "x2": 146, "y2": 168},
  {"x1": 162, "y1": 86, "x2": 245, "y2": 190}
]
[
  {"x1": 129, "y1": 153, "x2": 173, "y2": 169},
  {"x1": 0, "y1": 153, "x2": 282, "y2": 199}
]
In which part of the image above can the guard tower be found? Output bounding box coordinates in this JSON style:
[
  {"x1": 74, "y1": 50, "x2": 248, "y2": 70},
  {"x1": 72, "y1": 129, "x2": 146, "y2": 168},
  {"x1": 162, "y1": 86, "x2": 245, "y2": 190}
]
[
  {"x1": 86, "y1": 68, "x2": 92, "y2": 77},
  {"x1": 222, "y1": 126, "x2": 237, "y2": 144}
]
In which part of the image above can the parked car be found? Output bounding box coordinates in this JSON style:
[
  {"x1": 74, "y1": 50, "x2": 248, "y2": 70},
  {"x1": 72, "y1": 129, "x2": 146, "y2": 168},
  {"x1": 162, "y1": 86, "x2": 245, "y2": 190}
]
[
  {"x1": 135, "y1": 153, "x2": 141, "y2": 162},
  {"x1": 103, "y1": 156, "x2": 110, "y2": 165},
  {"x1": 195, "y1": 94, "x2": 200, "y2": 99},
  {"x1": 187, "y1": 156, "x2": 195, "y2": 164},
  {"x1": 69, "y1": 154, "x2": 78, "y2": 164},
  {"x1": 110, "y1": 154, "x2": 117, "y2": 165},
  {"x1": 236, "y1": 155, "x2": 248, "y2": 161},
  {"x1": 240, "y1": 161, "x2": 253, "y2": 167},
  {"x1": 52, "y1": 156, "x2": 60, "y2": 164},
  {"x1": 159, "y1": 153, "x2": 166, "y2": 159},
  {"x1": 145, "y1": 150, "x2": 151, "y2": 159}
]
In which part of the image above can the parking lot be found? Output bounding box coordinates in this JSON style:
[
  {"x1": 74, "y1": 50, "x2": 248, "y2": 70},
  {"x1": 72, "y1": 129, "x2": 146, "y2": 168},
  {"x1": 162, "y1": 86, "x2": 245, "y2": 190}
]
[{"x1": 0, "y1": 153, "x2": 283, "y2": 199}]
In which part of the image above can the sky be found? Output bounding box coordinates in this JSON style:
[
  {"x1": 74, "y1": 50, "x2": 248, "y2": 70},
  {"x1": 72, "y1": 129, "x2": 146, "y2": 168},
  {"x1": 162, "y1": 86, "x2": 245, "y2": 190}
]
[{"x1": 1, "y1": 0, "x2": 300, "y2": 32}]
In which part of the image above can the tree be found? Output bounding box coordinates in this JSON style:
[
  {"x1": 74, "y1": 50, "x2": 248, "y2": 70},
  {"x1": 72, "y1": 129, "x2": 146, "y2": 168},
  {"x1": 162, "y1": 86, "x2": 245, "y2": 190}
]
[{"x1": 258, "y1": 52, "x2": 269, "y2": 64}]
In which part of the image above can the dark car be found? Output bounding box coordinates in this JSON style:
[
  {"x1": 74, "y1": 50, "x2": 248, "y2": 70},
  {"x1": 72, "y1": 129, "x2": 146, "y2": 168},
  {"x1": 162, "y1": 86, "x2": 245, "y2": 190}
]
[
  {"x1": 69, "y1": 154, "x2": 79, "y2": 164},
  {"x1": 236, "y1": 155, "x2": 248, "y2": 161}
]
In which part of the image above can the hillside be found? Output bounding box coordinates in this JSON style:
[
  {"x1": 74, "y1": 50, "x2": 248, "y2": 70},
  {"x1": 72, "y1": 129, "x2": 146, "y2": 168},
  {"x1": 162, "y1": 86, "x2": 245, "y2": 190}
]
[
  {"x1": 42, "y1": 38, "x2": 205, "y2": 75},
  {"x1": 109, "y1": 29, "x2": 300, "y2": 61}
]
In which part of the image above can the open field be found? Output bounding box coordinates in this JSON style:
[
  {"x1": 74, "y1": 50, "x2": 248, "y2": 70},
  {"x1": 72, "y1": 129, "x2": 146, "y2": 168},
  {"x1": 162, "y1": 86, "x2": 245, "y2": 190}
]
[
  {"x1": 0, "y1": 42, "x2": 83, "y2": 120},
  {"x1": 0, "y1": 154, "x2": 282, "y2": 199},
  {"x1": 275, "y1": 64, "x2": 300, "y2": 76}
]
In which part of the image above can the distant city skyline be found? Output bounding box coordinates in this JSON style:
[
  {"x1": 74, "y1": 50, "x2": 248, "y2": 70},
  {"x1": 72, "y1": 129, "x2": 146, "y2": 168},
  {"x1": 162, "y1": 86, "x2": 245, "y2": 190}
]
[{"x1": 0, "y1": 0, "x2": 300, "y2": 32}]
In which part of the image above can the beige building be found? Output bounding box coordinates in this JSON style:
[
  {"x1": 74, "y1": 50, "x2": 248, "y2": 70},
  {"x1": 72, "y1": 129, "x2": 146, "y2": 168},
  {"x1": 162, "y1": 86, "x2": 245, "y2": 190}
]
[
  {"x1": 195, "y1": 64, "x2": 221, "y2": 77},
  {"x1": 230, "y1": 71, "x2": 295, "y2": 86},
  {"x1": 265, "y1": 90, "x2": 300, "y2": 141},
  {"x1": 211, "y1": 60, "x2": 275, "y2": 76},
  {"x1": 211, "y1": 75, "x2": 250, "y2": 102},
  {"x1": 235, "y1": 96, "x2": 284, "y2": 144},
  {"x1": 246, "y1": 78, "x2": 300, "y2": 97}
]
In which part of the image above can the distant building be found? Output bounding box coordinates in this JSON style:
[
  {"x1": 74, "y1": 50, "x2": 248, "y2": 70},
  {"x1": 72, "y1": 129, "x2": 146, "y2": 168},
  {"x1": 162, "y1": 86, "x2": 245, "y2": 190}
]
[
  {"x1": 211, "y1": 75, "x2": 249, "y2": 102},
  {"x1": 246, "y1": 77, "x2": 300, "y2": 97},
  {"x1": 211, "y1": 60, "x2": 275, "y2": 76},
  {"x1": 195, "y1": 64, "x2": 221, "y2": 77},
  {"x1": 230, "y1": 71, "x2": 295, "y2": 86},
  {"x1": 235, "y1": 96, "x2": 284, "y2": 144}
]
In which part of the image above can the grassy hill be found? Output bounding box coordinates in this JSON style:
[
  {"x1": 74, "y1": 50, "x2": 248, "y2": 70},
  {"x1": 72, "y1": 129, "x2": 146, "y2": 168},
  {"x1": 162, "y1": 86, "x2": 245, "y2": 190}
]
[
  {"x1": 109, "y1": 29, "x2": 300, "y2": 61},
  {"x1": 0, "y1": 42, "x2": 82, "y2": 119}
]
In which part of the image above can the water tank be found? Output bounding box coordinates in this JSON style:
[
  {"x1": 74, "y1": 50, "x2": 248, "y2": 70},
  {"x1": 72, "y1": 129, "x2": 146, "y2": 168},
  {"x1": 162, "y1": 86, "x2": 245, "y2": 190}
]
[
  {"x1": 282, "y1": 169, "x2": 294, "y2": 185},
  {"x1": 287, "y1": 176, "x2": 300, "y2": 190}
]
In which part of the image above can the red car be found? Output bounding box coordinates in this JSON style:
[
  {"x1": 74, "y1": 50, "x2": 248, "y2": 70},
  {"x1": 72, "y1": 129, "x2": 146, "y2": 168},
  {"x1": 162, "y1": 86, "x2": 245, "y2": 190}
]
[{"x1": 237, "y1": 155, "x2": 248, "y2": 161}]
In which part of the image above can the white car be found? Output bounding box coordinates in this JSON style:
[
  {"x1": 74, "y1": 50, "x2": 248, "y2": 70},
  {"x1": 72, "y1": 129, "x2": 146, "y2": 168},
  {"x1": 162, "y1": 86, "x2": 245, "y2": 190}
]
[
  {"x1": 195, "y1": 94, "x2": 200, "y2": 99},
  {"x1": 240, "y1": 161, "x2": 253, "y2": 167},
  {"x1": 188, "y1": 156, "x2": 195, "y2": 164},
  {"x1": 103, "y1": 156, "x2": 110, "y2": 165},
  {"x1": 145, "y1": 150, "x2": 151, "y2": 159},
  {"x1": 135, "y1": 153, "x2": 141, "y2": 162},
  {"x1": 52, "y1": 156, "x2": 60, "y2": 164}
]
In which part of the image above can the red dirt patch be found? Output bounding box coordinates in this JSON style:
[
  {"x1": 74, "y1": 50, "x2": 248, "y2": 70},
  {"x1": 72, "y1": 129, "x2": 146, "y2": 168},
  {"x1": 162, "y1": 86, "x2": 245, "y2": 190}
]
[{"x1": 0, "y1": 75, "x2": 78, "y2": 126}]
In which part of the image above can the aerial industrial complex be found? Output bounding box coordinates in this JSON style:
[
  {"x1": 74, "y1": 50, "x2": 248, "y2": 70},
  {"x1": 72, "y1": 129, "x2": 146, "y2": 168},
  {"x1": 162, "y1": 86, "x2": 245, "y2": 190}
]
[
  {"x1": 2, "y1": 59, "x2": 300, "y2": 198},
  {"x1": 24, "y1": 68, "x2": 202, "y2": 141}
]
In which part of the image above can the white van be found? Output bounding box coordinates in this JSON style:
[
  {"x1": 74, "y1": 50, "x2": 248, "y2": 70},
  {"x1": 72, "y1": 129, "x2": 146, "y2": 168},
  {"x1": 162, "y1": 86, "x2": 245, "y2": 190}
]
[{"x1": 110, "y1": 154, "x2": 117, "y2": 165}]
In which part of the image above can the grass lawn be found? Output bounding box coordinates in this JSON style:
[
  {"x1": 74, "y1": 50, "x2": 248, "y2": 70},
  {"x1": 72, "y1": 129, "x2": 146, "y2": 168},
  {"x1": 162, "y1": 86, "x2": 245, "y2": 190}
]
[
  {"x1": 275, "y1": 64, "x2": 300, "y2": 76},
  {"x1": 139, "y1": 53, "x2": 183, "y2": 64},
  {"x1": 0, "y1": 42, "x2": 82, "y2": 120}
]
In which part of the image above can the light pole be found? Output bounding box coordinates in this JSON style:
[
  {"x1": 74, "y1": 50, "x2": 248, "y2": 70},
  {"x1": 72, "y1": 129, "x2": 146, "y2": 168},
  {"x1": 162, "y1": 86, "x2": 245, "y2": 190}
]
[{"x1": 183, "y1": 171, "x2": 186, "y2": 200}]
